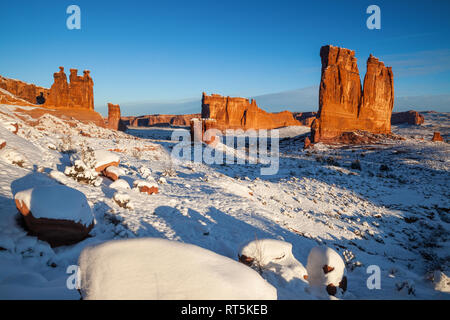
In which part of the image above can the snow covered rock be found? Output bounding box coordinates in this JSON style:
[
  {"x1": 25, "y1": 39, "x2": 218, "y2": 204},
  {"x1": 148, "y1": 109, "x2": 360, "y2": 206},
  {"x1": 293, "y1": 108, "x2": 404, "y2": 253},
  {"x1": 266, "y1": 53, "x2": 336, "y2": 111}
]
[
  {"x1": 14, "y1": 185, "x2": 94, "y2": 247},
  {"x1": 103, "y1": 166, "x2": 125, "y2": 181},
  {"x1": 239, "y1": 239, "x2": 307, "y2": 282},
  {"x1": 109, "y1": 179, "x2": 131, "y2": 190},
  {"x1": 306, "y1": 246, "x2": 347, "y2": 297},
  {"x1": 113, "y1": 192, "x2": 133, "y2": 209},
  {"x1": 138, "y1": 166, "x2": 152, "y2": 179},
  {"x1": 78, "y1": 238, "x2": 277, "y2": 300},
  {"x1": 92, "y1": 150, "x2": 120, "y2": 172},
  {"x1": 431, "y1": 132, "x2": 444, "y2": 142},
  {"x1": 133, "y1": 179, "x2": 159, "y2": 195}
]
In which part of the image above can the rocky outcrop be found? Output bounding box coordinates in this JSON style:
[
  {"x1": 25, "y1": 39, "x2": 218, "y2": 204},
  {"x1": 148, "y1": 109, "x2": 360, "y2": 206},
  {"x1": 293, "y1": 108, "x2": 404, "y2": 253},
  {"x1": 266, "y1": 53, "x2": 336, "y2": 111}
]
[
  {"x1": 391, "y1": 110, "x2": 424, "y2": 125},
  {"x1": 311, "y1": 45, "x2": 394, "y2": 143},
  {"x1": 432, "y1": 132, "x2": 444, "y2": 142},
  {"x1": 106, "y1": 103, "x2": 126, "y2": 131},
  {"x1": 0, "y1": 76, "x2": 49, "y2": 104},
  {"x1": 121, "y1": 114, "x2": 201, "y2": 127},
  {"x1": 201, "y1": 93, "x2": 301, "y2": 131},
  {"x1": 293, "y1": 112, "x2": 317, "y2": 126},
  {"x1": 45, "y1": 67, "x2": 94, "y2": 110}
]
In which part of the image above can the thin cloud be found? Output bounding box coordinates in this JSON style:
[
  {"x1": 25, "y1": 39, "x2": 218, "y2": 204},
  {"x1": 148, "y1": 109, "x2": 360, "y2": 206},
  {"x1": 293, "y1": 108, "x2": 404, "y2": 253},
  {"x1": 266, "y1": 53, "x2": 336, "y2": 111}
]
[{"x1": 383, "y1": 49, "x2": 450, "y2": 77}]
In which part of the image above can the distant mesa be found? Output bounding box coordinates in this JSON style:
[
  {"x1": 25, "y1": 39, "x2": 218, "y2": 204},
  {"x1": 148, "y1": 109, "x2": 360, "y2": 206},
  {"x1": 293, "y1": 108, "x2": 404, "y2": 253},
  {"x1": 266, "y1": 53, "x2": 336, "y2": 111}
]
[
  {"x1": 311, "y1": 45, "x2": 394, "y2": 143},
  {"x1": 391, "y1": 110, "x2": 424, "y2": 125},
  {"x1": 120, "y1": 113, "x2": 201, "y2": 127},
  {"x1": 201, "y1": 92, "x2": 301, "y2": 131}
]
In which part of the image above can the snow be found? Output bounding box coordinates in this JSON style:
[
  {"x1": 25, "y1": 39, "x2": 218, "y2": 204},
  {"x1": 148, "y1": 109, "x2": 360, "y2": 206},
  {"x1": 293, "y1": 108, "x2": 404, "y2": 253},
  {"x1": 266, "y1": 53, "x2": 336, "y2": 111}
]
[
  {"x1": 306, "y1": 246, "x2": 346, "y2": 298},
  {"x1": 78, "y1": 238, "x2": 277, "y2": 300},
  {"x1": 105, "y1": 165, "x2": 125, "y2": 178},
  {"x1": 0, "y1": 104, "x2": 449, "y2": 300},
  {"x1": 14, "y1": 185, "x2": 94, "y2": 226},
  {"x1": 93, "y1": 150, "x2": 120, "y2": 169},
  {"x1": 133, "y1": 179, "x2": 158, "y2": 189},
  {"x1": 110, "y1": 179, "x2": 131, "y2": 190}
]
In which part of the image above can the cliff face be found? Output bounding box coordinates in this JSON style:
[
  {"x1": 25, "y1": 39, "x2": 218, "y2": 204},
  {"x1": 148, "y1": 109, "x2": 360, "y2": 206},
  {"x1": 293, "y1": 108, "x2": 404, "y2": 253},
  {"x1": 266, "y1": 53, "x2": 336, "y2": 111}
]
[
  {"x1": 201, "y1": 93, "x2": 301, "y2": 131},
  {"x1": 0, "y1": 68, "x2": 104, "y2": 127},
  {"x1": 45, "y1": 67, "x2": 94, "y2": 110},
  {"x1": 0, "y1": 76, "x2": 49, "y2": 104},
  {"x1": 311, "y1": 45, "x2": 394, "y2": 143},
  {"x1": 121, "y1": 114, "x2": 201, "y2": 127}
]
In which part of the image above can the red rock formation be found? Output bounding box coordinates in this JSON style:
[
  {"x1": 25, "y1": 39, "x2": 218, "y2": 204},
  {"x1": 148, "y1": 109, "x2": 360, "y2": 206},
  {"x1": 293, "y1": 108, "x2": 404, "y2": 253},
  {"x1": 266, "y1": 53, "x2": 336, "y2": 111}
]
[
  {"x1": 311, "y1": 45, "x2": 394, "y2": 143},
  {"x1": 303, "y1": 137, "x2": 311, "y2": 149},
  {"x1": 121, "y1": 114, "x2": 201, "y2": 127},
  {"x1": 391, "y1": 110, "x2": 424, "y2": 125},
  {"x1": 190, "y1": 118, "x2": 219, "y2": 145},
  {"x1": 0, "y1": 75, "x2": 49, "y2": 104},
  {"x1": 45, "y1": 67, "x2": 94, "y2": 110},
  {"x1": 201, "y1": 93, "x2": 301, "y2": 131},
  {"x1": 139, "y1": 185, "x2": 159, "y2": 195},
  {"x1": 359, "y1": 54, "x2": 394, "y2": 134},
  {"x1": 106, "y1": 103, "x2": 126, "y2": 131},
  {"x1": 293, "y1": 112, "x2": 317, "y2": 126},
  {"x1": 0, "y1": 141, "x2": 6, "y2": 150},
  {"x1": 431, "y1": 132, "x2": 444, "y2": 142}
]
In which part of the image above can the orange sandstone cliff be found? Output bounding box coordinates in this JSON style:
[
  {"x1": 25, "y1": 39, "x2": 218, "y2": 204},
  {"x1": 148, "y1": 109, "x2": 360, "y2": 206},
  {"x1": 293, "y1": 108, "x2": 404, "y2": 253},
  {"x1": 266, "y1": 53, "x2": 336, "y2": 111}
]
[
  {"x1": 201, "y1": 93, "x2": 301, "y2": 131},
  {"x1": 0, "y1": 67, "x2": 104, "y2": 127},
  {"x1": 311, "y1": 45, "x2": 394, "y2": 143}
]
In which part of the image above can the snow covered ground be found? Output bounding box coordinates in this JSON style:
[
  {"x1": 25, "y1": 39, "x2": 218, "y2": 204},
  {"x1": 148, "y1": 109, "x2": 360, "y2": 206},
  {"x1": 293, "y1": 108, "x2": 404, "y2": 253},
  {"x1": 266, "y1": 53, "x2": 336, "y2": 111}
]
[{"x1": 0, "y1": 104, "x2": 449, "y2": 299}]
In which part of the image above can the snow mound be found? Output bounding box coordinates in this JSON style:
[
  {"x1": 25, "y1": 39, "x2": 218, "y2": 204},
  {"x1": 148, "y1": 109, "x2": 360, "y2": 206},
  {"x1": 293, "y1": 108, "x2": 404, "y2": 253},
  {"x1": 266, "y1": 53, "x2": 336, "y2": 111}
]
[
  {"x1": 14, "y1": 185, "x2": 94, "y2": 226},
  {"x1": 79, "y1": 238, "x2": 277, "y2": 300},
  {"x1": 239, "y1": 239, "x2": 307, "y2": 282},
  {"x1": 110, "y1": 179, "x2": 131, "y2": 190},
  {"x1": 306, "y1": 246, "x2": 346, "y2": 297}
]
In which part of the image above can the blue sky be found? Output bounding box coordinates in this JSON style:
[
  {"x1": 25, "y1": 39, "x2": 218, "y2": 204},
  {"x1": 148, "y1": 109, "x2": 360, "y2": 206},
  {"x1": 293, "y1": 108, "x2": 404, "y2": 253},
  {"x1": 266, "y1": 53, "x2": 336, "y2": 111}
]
[{"x1": 1, "y1": 0, "x2": 449, "y2": 115}]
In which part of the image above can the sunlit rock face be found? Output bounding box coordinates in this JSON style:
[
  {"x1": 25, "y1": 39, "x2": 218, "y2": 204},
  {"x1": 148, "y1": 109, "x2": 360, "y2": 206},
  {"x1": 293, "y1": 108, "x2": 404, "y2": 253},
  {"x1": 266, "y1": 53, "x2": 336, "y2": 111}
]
[
  {"x1": 312, "y1": 45, "x2": 394, "y2": 143},
  {"x1": 45, "y1": 67, "x2": 94, "y2": 110},
  {"x1": 201, "y1": 93, "x2": 301, "y2": 131}
]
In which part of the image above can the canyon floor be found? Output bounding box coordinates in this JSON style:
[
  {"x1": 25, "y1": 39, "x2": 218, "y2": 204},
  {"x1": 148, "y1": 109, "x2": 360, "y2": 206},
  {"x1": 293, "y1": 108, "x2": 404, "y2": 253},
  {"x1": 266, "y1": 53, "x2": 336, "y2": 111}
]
[{"x1": 0, "y1": 104, "x2": 449, "y2": 299}]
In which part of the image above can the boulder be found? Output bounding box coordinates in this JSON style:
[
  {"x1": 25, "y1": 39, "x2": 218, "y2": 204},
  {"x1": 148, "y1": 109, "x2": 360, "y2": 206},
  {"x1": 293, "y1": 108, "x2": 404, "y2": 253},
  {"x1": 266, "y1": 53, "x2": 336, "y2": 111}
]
[
  {"x1": 391, "y1": 110, "x2": 424, "y2": 125},
  {"x1": 311, "y1": 45, "x2": 394, "y2": 143},
  {"x1": 93, "y1": 150, "x2": 120, "y2": 172},
  {"x1": 432, "y1": 132, "x2": 444, "y2": 142},
  {"x1": 0, "y1": 140, "x2": 5, "y2": 150},
  {"x1": 103, "y1": 166, "x2": 125, "y2": 181},
  {"x1": 14, "y1": 185, "x2": 94, "y2": 247},
  {"x1": 303, "y1": 137, "x2": 311, "y2": 149},
  {"x1": 133, "y1": 180, "x2": 159, "y2": 195}
]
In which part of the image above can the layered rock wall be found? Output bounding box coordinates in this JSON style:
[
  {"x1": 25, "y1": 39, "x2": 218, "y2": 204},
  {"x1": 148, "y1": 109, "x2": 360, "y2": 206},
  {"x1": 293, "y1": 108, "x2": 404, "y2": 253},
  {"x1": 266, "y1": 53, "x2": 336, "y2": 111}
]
[
  {"x1": 201, "y1": 93, "x2": 300, "y2": 131},
  {"x1": 0, "y1": 76, "x2": 49, "y2": 104},
  {"x1": 45, "y1": 67, "x2": 94, "y2": 110},
  {"x1": 311, "y1": 45, "x2": 394, "y2": 143}
]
